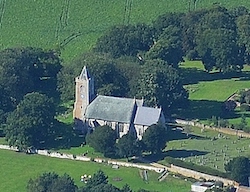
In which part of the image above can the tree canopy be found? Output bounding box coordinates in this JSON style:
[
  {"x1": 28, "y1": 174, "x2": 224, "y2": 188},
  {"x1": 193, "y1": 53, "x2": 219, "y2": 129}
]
[
  {"x1": 57, "y1": 52, "x2": 130, "y2": 101},
  {"x1": 142, "y1": 124, "x2": 167, "y2": 154},
  {"x1": 4, "y1": 92, "x2": 58, "y2": 151},
  {"x1": 94, "y1": 24, "x2": 154, "y2": 58},
  {"x1": 117, "y1": 133, "x2": 142, "y2": 160},
  {"x1": 136, "y1": 59, "x2": 188, "y2": 112},
  {"x1": 27, "y1": 172, "x2": 77, "y2": 192},
  {"x1": 225, "y1": 156, "x2": 250, "y2": 186},
  {"x1": 0, "y1": 47, "x2": 61, "y2": 112},
  {"x1": 86, "y1": 125, "x2": 117, "y2": 155}
]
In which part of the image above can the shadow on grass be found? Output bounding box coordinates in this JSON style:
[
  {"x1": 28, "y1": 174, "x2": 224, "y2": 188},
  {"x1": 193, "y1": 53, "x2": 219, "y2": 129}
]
[
  {"x1": 173, "y1": 99, "x2": 250, "y2": 124},
  {"x1": 40, "y1": 122, "x2": 85, "y2": 150},
  {"x1": 142, "y1": 149, "x2": 208, "y2": 162},
  {"x1": 181, "y1": 68, "x2": 250, "y2": 85},
  {"x1": 167, "y1": 129, "x2": 206, "y2": 141},
  {"x1": 174, "y1": 100, "x2": 222, "y2": 120},
  {"x1": 164, "y1": 149, "x2": 208, "y2": 158}
]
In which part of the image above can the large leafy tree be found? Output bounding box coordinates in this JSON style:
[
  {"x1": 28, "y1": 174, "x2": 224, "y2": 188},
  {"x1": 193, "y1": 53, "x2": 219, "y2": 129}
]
[
  {"x1": 117, "y1": 133, "x2": 142, "y2": 160},
  {"x1": 0, "y1": 47, "x2": 61, "y2": 111},
  {"x1": 80, "y1": 170, "x2": 121, "y2": 192},
  {"x1": 181, "y1": 9, "x2": 208, "y2": 55},
  {"x1": 4, "y1": 92, "x2": 58, "y2": 150},
  {"x1": 152, "y1": 12, "x2": 183, "y2": 39},
  {"x1": 146, "y1": 26, "x2": 184, "y2": 68},
  {"x1": 136, "y1": 59, "x2": 188, "y2": 112},
  {"x1": 142, "y1": 124, "x2": 167, "y2": 154},
  {"x1": 94, "y1": 24, "x2": 154, "y2": 58},
  {"x1": 196, "y1": 28, "x2": 242, "y2": 73},
  {"x1": 225, "y1": 156, "x2": 250, "y2": 186},
  {"x1": 86, "y1": 125, "x2": 117, "y2": 155},
  {"x1": 236, "y1": 14, "x2": 250, "y2": 64},
  {"x1": 27, "y1": 172, "x2": 77, "y2": 192},
  {"x1": 195, "y1": 6, "x2": 244, "y2": 73}
]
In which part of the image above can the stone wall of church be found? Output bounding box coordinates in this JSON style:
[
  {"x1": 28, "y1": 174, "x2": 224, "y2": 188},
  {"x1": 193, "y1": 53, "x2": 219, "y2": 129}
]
[
  {"x1": 134, "y1": 125, "x2": 148, "y2": 140},
  {"x1": 87, "y1": 119, "x2": 130, "y2": 138}
]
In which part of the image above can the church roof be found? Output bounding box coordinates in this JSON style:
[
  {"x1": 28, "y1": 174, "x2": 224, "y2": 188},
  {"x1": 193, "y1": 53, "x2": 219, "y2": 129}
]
[
  {"x1": 85, "y1": 95, "x2": 142, "y2": 123},
  {"x1": 134, "y1": 106, "x2": 162, "y2": 126}
]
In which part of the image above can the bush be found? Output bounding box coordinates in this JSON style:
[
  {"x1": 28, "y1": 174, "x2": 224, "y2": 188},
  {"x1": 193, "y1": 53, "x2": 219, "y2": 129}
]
[
  {"x1": 164, "y1": 156, "x2": 227, "y2": 178},
  {"x1": 240, "y1": 104, "x2": 250, "y2": 112},
  {"x1": 186, "y1": 50, "x2": 198, "y2": 61}
]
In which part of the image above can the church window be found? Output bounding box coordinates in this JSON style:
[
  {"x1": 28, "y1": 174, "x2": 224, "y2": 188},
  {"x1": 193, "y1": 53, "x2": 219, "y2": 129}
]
[
  {"x1": 118, "y1": 123, "x2": 124, "y2": 132},
  {"x1": 106, "y1": 121, "x2": 112, "y2": 127},
  {"x1": 138, "y1": 127, "x2": 143, "y2": 136}
]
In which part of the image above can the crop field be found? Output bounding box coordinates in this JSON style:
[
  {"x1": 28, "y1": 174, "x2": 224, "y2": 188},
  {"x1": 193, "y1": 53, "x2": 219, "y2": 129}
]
[
  {"x1": 1, "y1": 0, "x2": 250, "y2": 62},
  {"x1": 0, "y1": 149, "x2": 191, "y2": 192},
  {"x1": 164, "y1": 126, "x2": 250, "y2": 172}
]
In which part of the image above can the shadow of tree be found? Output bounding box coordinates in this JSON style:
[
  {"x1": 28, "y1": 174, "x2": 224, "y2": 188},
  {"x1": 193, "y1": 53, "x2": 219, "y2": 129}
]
[
  {"x1": 167, "y1": 128, "x2": 205, "y2": 141},
  {"x1": 180, "y1": 68, "x2": 250, "y2": 85},
  {"x1": 42, "y1": 122, "x2": 85, "y2": 150},
  {"x1": 174, "y1": 100, "x2": 223, "y2": 120},
  {"x1": 165, "y1": 149, "x2": 208, "y2": 158}
]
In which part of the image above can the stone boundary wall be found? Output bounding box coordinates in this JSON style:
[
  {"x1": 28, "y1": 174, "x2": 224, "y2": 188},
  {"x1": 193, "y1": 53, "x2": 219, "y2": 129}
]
[
  {"x1": 0, "y1": 145, "x2": 163, "y2": 173},
  {"x1": 169, "y1": 164, "x2": 239, "y2": 187},
  {"x1": 107, "y1": 160, "x2": 164, "y2": 173},
  {"x1": 174, "y1": 119, "x2": 250, "y2": 138}
]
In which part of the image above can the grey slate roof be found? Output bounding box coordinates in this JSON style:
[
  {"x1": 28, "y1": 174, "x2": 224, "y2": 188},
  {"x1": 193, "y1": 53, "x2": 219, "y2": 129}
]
[
  {"x1": 85, "y1": 95, "x2": 142, "y2": 123},
  {"x1": 134, "y1": 106, "x2": 161, "y2": 126}
]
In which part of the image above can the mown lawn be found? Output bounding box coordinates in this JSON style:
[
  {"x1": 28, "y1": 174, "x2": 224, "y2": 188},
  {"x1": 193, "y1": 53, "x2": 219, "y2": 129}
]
[
  {"x1": 177, "y1": 61, "x2": 250, "y2": 124},
  {"x1": 1, "y1": 0, "x2": 250, "y2": 62},
  {"x1": 164, "y1": 126, "x2": 250, "y2": 172},
  {"x1": 0, "y1": 149, "x2": 191, "y2": 192}
]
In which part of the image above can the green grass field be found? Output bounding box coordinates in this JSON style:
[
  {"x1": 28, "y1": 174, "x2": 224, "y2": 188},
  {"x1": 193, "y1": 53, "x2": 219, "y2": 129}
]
[
  {"x1": 0, "y1": 149, "x2": 191, "y2": 192},
  {"x1": 1, "y1": 0, "x2": 250, "y2": 62},
  {"x1": 176, "y1": 61, "x2": 250, "y2": 125}
]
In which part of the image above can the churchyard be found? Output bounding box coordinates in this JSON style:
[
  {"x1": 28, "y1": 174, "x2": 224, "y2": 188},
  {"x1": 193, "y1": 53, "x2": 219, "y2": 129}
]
[{"x1": 165, "y1": 126, "x2": 250, "y2": 172}]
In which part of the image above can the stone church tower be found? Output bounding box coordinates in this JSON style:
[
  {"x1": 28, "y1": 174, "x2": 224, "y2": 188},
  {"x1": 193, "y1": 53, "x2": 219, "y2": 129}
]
[{"x1": 73, "y1": 66, "x2": 95, "y2": 121}]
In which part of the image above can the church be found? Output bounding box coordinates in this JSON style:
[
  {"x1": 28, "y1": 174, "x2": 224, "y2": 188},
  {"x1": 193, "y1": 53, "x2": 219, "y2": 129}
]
[{"x1": 73, "y1": 66, "x2": 166, "y2": 140}]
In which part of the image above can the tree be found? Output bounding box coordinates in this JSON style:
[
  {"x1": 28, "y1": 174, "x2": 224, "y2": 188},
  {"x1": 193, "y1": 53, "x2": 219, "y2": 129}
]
[
  {"x1": 80, "y1": 170, "x2": 121, "y2": 192},
  {"x1": 181, "y1": 9, "x2": 208, "y2": 55},
  {"x1": 117, "y1": 133, "x2": 142, "y2": 160},
  {"x1": 152, "y1": 12, "x2": 183, "y2": 39},
  {"x1": 225, "y1": 156, "x2": 250, "y2": 186},
  {"x1": 85, "y1": 170, "x2": 108, "y2": 188},
  {"x1": 27, "y1": 172, "x2": 77, "y2": 192},
  {"x1": 86, "y1": 125, "x2": 117, "y2": 155},
  {"x1": 146, "y1": 26, "x2": 184, "y2": 68},
  {"x1": 94, "y1": 24, "x2": 154, "y2": 58},
  {"x1": 4, "y1": 92, "x2": 58, "y2": 151},
  {"x1": 0, "y1": 47, "x2": 61, "y2": 111},
  {"x1": 142, "y1": 124, "x2": 167, "y2": 154},
  {"x1": 236, "y1": 14, "x2": 250, "y2": 64},
  {"x1": 196, "y1": 28, "x2": 243, "y2": 73},
  {"x1": 136, "y1": 59, "x2": 188, "y2": 112}
]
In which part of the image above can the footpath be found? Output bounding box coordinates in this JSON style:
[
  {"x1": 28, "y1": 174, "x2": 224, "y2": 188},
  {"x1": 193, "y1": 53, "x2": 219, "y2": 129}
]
[{"x1": 0, "y1": 144, "x2": 238, "y2": 187}]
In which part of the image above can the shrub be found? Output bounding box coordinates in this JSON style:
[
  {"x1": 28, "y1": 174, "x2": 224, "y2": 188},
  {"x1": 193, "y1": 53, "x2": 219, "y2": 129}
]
[
  {"x1": 186, "y1": 50, "x2": 198, "y2": 61},
  {"x1": 240, "y1": 104, "x2": 250, "y2": 112}
]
